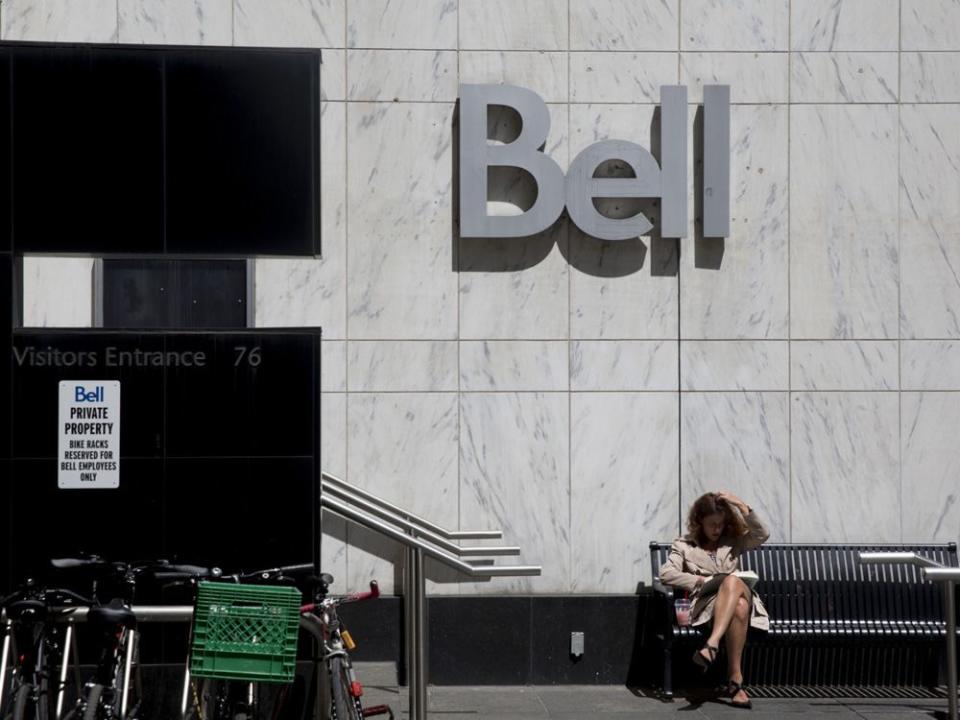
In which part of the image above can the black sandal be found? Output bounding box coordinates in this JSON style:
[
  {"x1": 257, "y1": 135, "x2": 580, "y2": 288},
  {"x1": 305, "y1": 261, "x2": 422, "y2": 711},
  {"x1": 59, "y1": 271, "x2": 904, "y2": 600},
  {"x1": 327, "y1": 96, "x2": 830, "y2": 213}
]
[
  {"x1": 725, "y1": 680, "x2": 753, "y2": 710},
  {"x1": 691, "y1": 643, "x2": 718, "y2": 672}
]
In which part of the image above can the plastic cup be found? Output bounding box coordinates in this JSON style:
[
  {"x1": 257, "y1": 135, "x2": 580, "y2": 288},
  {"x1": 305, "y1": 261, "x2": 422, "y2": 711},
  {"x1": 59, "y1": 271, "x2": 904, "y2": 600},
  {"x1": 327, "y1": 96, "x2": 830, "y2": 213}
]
[{"x1": 674, "y1": 598, "x2": 692, "y2": 626}]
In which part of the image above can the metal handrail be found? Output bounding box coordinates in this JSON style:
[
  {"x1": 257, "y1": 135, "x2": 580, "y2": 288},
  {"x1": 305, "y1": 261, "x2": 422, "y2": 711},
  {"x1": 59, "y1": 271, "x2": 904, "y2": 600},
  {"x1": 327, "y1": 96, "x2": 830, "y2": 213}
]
[
  {"x1": 322, "y1": 481, "x2": 520, "y2": 557},
  {"x1": 322, "y1": 472, "x2": 502, "y2": 540},
  {"x1": 859, "y1": 551, "x2": 944, "y2": 568},
  {"x1": 925, "y1": 568, "x2": 960, "y2": 582},
  {"x1": 321, "y1": 473, "x2": 541, "y2": 720},
  {"x1": 321, "y1": 495, "x2": 539, "y2": 577},
  {"x1": 857, "y1": 550, "x2": 958, "y2": 720}
]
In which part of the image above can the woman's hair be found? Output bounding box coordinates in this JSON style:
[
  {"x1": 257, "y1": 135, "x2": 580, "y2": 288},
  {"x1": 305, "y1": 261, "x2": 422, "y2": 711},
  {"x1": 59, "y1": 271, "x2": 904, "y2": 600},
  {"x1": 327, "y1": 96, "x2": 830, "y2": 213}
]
[{"x1": 686, "y1": 492, "x2": 748, "y2": 545}]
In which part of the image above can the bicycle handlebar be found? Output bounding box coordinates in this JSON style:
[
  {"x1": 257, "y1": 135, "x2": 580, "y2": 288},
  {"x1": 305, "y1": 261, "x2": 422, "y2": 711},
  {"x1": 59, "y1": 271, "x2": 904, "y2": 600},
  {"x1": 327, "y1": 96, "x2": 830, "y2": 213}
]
[
  {"x1": 50, "y1": 557, "x2": 107, "y2": 570},
  {"x1": 1, "y1": 586, "x2": 94, "y2": 608},
  {"x1": 301, "y1": 580, "x2": 379, "y2": 613}
]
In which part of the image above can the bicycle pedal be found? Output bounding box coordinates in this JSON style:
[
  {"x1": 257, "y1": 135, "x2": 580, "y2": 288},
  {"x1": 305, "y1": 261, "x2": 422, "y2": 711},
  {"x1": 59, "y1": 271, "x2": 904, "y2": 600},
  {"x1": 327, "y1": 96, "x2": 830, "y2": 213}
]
[{"x1": 361, "y1": 705, "x2": 394, "y2": 719}]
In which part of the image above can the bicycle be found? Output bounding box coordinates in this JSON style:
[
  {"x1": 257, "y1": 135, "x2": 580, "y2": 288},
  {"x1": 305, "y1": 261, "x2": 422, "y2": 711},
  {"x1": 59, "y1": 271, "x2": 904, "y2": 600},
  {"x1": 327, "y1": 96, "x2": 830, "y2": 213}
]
[
  {"x1": 161, "y1": 564, "x2": 392, "y2": 720},
  {"x1": 54, "y1": 556, "x2": 208, "y2": 720},
  {"x1": 299, "y1": 573, "x2": 392, "y2": 720},
  {"x1": 0, "y1": 578, "x2": 91, "y2": 720}
]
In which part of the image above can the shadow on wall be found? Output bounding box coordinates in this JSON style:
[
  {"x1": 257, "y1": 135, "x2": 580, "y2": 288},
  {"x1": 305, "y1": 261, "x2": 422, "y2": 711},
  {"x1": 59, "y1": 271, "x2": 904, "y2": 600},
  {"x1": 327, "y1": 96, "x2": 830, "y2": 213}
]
[
  {"x1": 693, "y1": 106, "x2": 724, "y2": 270},
  {"x1": 450, "y1": 100, "x2": 725, "y2": 279}
]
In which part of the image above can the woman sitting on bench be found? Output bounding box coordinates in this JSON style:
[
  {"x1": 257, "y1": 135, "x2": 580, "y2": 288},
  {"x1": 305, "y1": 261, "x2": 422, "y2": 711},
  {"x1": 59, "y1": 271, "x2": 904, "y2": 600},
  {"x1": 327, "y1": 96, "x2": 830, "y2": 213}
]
[{"x1": 659, "y1": 491, "x2": 770, "y2": 710}]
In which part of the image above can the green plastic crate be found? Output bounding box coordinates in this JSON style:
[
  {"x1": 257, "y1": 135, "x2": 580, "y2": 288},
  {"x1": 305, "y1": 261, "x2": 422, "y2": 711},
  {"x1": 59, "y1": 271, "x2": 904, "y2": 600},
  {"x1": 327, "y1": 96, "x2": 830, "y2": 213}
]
[{"x1": 189, "y1": 582, "x2": 302, "y2": 683}]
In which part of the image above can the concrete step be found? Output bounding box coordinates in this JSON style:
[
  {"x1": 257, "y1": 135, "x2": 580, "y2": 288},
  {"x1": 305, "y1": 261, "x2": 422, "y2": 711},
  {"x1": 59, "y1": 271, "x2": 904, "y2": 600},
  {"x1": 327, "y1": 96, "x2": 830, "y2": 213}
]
[{"x1": 353, "y1": 661, "x2": 399, "y2": 687}]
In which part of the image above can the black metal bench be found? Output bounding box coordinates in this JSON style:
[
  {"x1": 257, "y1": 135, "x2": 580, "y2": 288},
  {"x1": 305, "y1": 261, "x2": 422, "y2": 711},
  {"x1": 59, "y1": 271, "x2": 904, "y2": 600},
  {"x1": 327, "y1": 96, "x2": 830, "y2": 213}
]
[{"x1": 650, "y1": 541, "x2": 959, "y2": 697}]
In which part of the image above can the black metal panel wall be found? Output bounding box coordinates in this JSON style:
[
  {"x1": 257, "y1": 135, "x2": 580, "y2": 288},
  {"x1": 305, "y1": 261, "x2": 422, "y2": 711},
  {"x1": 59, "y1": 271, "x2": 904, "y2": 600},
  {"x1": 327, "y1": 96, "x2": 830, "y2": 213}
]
[
  {"x1": 1, "y1": 42, "x2": 320, "y2": 257},
  {"x1": 1, "y1": 255, "x2": 10, "y2": 593},
  {"x1": 5, "y1": 329, "x2": 321, "y2": 593},
  {"x1": 12, "y1": 46, "x2": 164, "y2": 254},
  {"x1": 101, "y1": 259, "x2": 247, "y2": 328}
]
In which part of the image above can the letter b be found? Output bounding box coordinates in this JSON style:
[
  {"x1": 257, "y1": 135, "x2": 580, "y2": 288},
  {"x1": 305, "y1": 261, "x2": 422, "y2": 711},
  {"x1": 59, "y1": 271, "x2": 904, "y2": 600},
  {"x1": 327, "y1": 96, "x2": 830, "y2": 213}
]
[{"x1": 459, "y1": 84, "x2": 565, "y2": 237}]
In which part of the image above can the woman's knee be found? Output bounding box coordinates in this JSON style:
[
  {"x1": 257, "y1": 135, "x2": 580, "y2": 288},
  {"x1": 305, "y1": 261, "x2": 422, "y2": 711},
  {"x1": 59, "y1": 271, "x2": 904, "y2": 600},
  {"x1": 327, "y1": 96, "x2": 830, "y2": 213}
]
[
  {"x1": 734, "y1": 597, "x2": 750, "y2": 622},
  {"x1": 721, "y1": 574, "x2": 747, "y2": 594}
]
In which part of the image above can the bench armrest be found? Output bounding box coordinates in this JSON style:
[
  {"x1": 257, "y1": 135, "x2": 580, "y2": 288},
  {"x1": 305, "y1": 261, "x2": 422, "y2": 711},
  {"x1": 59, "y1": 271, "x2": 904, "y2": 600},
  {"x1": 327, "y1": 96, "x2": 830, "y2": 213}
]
[{"x1": 652, "y1": 579, "x2": 675, "y2": 600}]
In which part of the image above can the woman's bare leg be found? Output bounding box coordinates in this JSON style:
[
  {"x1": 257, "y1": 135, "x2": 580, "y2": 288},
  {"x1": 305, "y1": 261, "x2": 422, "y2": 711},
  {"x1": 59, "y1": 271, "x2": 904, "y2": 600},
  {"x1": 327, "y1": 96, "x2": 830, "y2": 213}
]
[
  {"x1": 707, "y1": 575, "x2": 751, "y2": 648},
  {"x1": 725, "y1": 597, "x2": 751, "y2": 704}
]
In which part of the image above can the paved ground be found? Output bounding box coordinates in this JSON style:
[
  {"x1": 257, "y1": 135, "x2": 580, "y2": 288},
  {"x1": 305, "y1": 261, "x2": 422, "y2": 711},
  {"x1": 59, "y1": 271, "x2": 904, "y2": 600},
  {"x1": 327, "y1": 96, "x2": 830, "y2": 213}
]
[{"x1": 359, "y1": 685, "x2": 953, "y2": 719}]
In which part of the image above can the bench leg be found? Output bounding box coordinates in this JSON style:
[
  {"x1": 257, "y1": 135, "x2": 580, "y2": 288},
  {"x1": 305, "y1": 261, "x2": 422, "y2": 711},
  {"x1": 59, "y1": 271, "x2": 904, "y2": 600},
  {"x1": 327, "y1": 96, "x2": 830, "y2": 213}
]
[{"x1": 663, "y1": 637, "x2": 674, "y2": 700}]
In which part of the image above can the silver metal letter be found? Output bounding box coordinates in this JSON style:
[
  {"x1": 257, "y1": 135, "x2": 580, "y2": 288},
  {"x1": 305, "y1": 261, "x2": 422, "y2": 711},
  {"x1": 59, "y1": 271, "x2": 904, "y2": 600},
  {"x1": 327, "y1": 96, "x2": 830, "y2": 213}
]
[
  {"x1": 459, "y1": 84, "x2": 566, "y2": 238},
  {"x1": 703, "y1": 85, "x2": 730, "y2": 237},
  {"x1": 659, "y1": 85, "x2": 687, "y2": 238},
  {"x1": 565, "y1": 140, "x2": 661, "y2": 240}
]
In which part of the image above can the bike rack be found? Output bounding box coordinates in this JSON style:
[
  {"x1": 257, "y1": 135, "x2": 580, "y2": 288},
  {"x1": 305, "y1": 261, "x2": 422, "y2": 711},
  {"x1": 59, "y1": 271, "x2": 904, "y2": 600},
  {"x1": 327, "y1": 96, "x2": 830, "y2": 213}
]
[
  {"x1": 320, "y1": 471, "x2": 542, "y2": 720},
  {"x1": 1, "y1": 473, "x2": 541, "y2": 720},
  {"x1": 0, "y1": 606, "x2": 330, "y2": 720},
  {"x1": 858, "y1": 552, "x2": 959, "y2": 720}
]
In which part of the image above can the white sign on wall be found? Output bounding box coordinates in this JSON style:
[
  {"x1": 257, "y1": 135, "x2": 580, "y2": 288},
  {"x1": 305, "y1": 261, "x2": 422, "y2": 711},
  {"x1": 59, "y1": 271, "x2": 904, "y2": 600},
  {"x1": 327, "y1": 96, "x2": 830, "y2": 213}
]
[{"x1": 57, "y1": 381, "x2": 121, "y2": 489}]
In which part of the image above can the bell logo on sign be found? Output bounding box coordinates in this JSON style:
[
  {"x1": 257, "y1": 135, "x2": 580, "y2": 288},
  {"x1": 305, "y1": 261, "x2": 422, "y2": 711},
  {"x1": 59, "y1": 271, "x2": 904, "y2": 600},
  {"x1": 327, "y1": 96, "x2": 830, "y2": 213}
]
[
  {"x1": 458, "y1": 84, "x2": 730, "y2": 240},
  {"x1": 75, "y1": 385, "x2": 105, "y2": 402}
]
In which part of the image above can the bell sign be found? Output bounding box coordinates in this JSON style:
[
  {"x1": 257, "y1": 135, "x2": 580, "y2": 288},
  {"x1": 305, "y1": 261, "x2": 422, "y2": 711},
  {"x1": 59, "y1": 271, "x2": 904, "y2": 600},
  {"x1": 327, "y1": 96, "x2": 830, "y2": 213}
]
[{"x1": 458, "y1": 84, "x2": 730, "y2": 240}]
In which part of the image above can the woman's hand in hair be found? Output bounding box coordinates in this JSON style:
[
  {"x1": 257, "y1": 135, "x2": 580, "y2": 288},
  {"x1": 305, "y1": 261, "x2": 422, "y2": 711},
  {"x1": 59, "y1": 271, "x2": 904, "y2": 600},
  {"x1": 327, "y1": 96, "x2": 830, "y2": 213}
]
[{"x1": 716, "y1": 490, "x2": 751, "y2": 516}]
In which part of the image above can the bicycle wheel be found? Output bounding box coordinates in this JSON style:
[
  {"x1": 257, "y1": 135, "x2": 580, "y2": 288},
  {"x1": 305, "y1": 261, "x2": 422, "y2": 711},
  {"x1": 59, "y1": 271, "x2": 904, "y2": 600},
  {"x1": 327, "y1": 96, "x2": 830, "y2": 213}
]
[
  {"x1": 328, "y1": 658, "x2": 362, "y2": 720},
  {"x1": 82, "y1": 685, "x2": 103, "y2": 720},
  {"x1": 3, "y1": 683, "x2": 31, "y2": 720}
]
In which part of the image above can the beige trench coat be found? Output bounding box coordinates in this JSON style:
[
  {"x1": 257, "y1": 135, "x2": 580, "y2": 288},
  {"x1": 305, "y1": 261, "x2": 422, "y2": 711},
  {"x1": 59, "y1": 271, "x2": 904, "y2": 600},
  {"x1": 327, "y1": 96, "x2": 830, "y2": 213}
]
[{"x1": 658, "y1": 511, "x2": 771, "y2": 631}]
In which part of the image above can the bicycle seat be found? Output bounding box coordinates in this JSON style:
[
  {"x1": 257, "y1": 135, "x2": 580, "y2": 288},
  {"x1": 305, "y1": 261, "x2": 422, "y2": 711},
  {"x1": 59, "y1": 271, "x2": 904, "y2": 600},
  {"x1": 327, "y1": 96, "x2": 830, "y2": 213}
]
[
  {"x1": 88, "y1": 601, "x2": 137, "y2": 629},
  {"x1": 6, "y1": 599, "x2": 47, "y2": 621}
]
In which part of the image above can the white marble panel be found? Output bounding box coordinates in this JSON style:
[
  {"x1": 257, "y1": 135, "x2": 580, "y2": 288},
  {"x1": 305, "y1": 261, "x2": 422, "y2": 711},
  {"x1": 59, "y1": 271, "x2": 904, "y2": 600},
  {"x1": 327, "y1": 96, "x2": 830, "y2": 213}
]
[
  {"x1": 348, "y1": 341, "x2": 458, "y2": 391},
  {"x1": 568, "y1": 104, "x2": 678, "y2": 340},
  {"x1": 2, "y1": 0, "x2": 117, "y2": 41},
  {"x1": 460, "y1": 224, "x2": 569, "y2": 340},
  {"x1": 903, "y1": 341, "x2": 960, "y2": 390},
  {"x1": 569, "y1": 53, "x2": 678, "y2": 104},
  {"x1": 681, "y1": 392, "x2": 789, "y2": 541},
  {"x1": 320, "y1": 101, "x2": 347, "y2": 250},
  {"x1": 791, "y1": 340, "x2": 898, "y2": 391},
  {"x1": 460, "y1": 341, "x2": 568, "y2": 391},
  {"x1": 21, "y1": 257, "x2": 93, "y2": 328},
  {"x1": 680, "y1": 53, "x2": 789, "y2": 104},
  {"x1": 791, "y1": 392, "x2": 900, "y2": 542},
  {"x1": 902, "y1": 53, "x2": 960, "y2": 102},
  {"x1": 117, "y1": 0, "x2": 231, "y2": 44},
  {"x1": 347, "y1": 102, "x2": 457, "y2": 339},
  {"x1": 791, "y1": 0, "x2": 899, "y2": 51},
  {"x1": 570, "y1": 341, "x2": 678, "y2": 391},
  {"x1": 255, "y1": 257, "x2": 346, "y2": 334},
  {"x1": 347, "y1": 50, "x2": 457, "y2": 102},
  {"x1": 681, "y1": 0, "x2": 789, "y2": 51},
  {"x1": 902, "y1": 392, "x2": 960, "y2": 542},
  {"x1": 790, "y1": 105, "x2": 899, "y2": 339},
  {"x1": 571, "y1": 393, "x2": 679, "y2": 592},
  {"x1": 681, "y1": 341, "x2": 788, "y2": 391},
  {"x1": 346, "y1": 393, "x2": 459, "y2": 594},
  {"x1": 320, "y1": 393, "x2": 347, "y2": 585},
  {"x1": 459, "y1": 0, "x2": 567, "y2": 51},
  {"x1": 681, "y1": 104, "x2": 789, "y2": 339},
  {"x1": 322, "y1": 340, "x2": 347, "y2": 392},
  {"x1": 321, "y1": 50, "x2": 346, "y2": 101},
  {"x1": 900, "y1": 104, "x2": 960, "y2": 338},
  {"x1": 460, "y1": 393, "x2": 569, "y2": 593},
  {"x1": 791, "y1": 53, "x2": 898, "y2": 103},
  {"x1": 459, "y1": 104, "x2": 569, "y2": 340},
  {"x1": 257, "y1": 101, "x2": 345, "y2": 333},
  {"x1": 570, "y1": 0, "x2": 679, "y2": 51},
  {"x1": 235, "y1": 0, "x2": 345, "y2": 48},
  {"x1": 902, "y1": 0, "x2": 960, "y2": 50},
  {"x1": 347, "y1": 0, "x2": 456, "y2": 49},
  {"x1": 459, "y1": 51, "x2": 568, "y2": 103}
]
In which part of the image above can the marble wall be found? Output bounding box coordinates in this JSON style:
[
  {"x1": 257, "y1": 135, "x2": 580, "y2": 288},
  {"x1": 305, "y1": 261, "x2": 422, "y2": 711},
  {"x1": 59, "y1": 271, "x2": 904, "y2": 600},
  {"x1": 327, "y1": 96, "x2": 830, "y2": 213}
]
[{"x1": 10, "y1": 0, "x2": 960, "y2": 595}]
